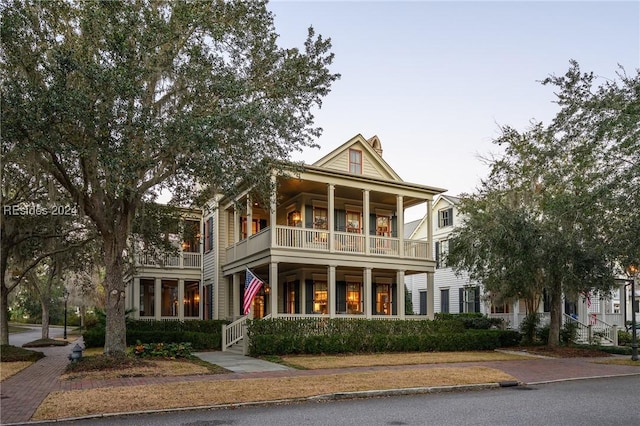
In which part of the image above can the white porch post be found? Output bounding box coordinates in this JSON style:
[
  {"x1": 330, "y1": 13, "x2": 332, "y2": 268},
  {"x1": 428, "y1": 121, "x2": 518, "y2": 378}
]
[
  {"x1": 270, "y1": 262, "x2": 278, "y2": 318},
  {"x1": 396, "y1": 195, "x2": 404, "y2": 257},
  {"x1": 397, "y1": 270, "x2": 405, "y2": 318},
  {"x1": 363, "y1": 190, "x2": 370, "y2": 255},
  {"x1": 329, "y1": 265, "x2": 336, "y2": 317},
  {"x1": 133, "y1": 277, "x2": 140, "y2": 319},
  {"x1": 178, "y1": 279, "x2": 185, "y2": 320},
  {"x1": 154, "y1": 278, "x2": 162, "y2": 319},
  {"x1": 270, "y1": 174, "x2": 277, "y2": 247},
  {"x1": 233, "y1": 208, "x2": 239, "y2": 244},
  {"x1": 328, "y1": 184, "x2": 335, "y2": 252},
  {"x1": 512, "y1": 300, "x2": 520, "y2": 329},
  {"x1": 246, "y1": 196, "x2": 253, "y2": 238},
  {"x1": 426, "y1": 200, "x2": 433, "y2": 260},
  {"x1": 364, "y1": 267, "x2": 372, "y2": 318},
  {"x1": 426, "y1": 272, "x2": 435, "y2": 319},
  {"x1": 233, "y1": 273, "x2": 240, "y2": 319}
]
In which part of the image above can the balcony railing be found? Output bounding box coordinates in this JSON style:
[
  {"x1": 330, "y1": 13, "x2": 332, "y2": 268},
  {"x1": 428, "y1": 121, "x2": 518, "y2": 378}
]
[
  {"x1": 135, "y1": 251, "x2": 202, "y2": 269},
  {"x1": 226, "y1": 225, "x2": 431, "y2": 263}
]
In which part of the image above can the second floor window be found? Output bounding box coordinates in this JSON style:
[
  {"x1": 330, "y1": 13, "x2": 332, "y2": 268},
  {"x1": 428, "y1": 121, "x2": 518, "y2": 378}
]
[
  {"x1": 376, "y1": 215, "x2": 390, "y2": 236},
  {"x1": 349, "y1": 149, "x2": 362, "y2": 174},
  {"x1": 313, "y1": 207, "x2": 328, "y2": 230},
  {"x1": 438, "y1": 208, "x2": 453, "y2": 228},
  {"x1": 346, "y1": 211, "x2": 361, "y2": 233}
]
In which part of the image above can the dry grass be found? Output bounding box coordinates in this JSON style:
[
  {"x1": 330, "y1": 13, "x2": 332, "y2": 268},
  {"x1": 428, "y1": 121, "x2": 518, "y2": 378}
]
[
  {"x1": 33, "y1": 366, "x2": 516, "y2": 420},
  {"x1": 280, "y1": 351, "x2": 532, "y2": 369},
  {"x1": 0, "y1": 361, "x2": 33, "y2": 381}
]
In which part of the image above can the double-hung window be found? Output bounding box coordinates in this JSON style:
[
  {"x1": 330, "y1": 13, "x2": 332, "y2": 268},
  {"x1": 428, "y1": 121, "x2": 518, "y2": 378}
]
[{"x1": 349, "y1": 149, "x2": 362, "y2": 174}]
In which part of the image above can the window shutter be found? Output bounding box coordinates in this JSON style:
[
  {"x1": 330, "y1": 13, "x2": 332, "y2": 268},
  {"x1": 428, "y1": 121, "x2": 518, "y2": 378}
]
[
  {"x1": 207, "y1": 217, "x2": 213, "y2": 252},
  {"x1": 294, "y1": 280, "x2": 301, "y2": 314},
  {"x1": 419, "y1": 291, "x2": 427, "y2": 315},
  {"x1": 391, "y1": 284, "x2": 397, "y2": 315},
  {"x1": 459, "y1": 288, "x2": 464, "y2": 313},
  {"x1": 448, "y1": 208, "x2": 454, "y2": 226},
  {"x1": 435, "y1": 242, "x2": 440, "y2": 268},
  {"x1": 391, "y1": 215, "x2": 397, "y2": 238},
  {"x1": 305, "y1": 205, "x2": 313, "y2": 228},
  {"x1": 336, "y1": 281, "x2": 346, "y2": 313},
  {"x1": 372, "y1": 284, "x2": 377, "y2": 314},
  {"x1": 259, "y1": 219, "x2": 267, "y2": 231},
  {"x1": 474, "y1": 287, "x2": 481, "y2": 313},
  {"x1": 335, "y1": 210, "x2": 346, "y2": 232},
  {"x1": 369, "y1": 214, "x2": 376, "y2": 235},
  {"x1": 305, "y1": 280, "x2": 313, "y2": 314}
]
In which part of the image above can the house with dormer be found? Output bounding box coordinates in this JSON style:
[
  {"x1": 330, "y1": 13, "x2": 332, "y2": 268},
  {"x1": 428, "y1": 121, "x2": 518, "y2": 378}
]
[{"x1": 199, "y1": 134, "x2": 444, "y2": 330}]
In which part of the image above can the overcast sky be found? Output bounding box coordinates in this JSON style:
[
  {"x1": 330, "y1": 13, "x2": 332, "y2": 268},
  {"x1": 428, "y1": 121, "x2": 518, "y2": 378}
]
[{"x1": 267, "y1": 0, "x2": 639, "y2": 220}]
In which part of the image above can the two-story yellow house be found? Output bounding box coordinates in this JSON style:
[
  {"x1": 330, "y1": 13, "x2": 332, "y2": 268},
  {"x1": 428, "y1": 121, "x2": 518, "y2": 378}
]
[{"x1": 202, "y1": 134, "x2": 445, "y2": 323}]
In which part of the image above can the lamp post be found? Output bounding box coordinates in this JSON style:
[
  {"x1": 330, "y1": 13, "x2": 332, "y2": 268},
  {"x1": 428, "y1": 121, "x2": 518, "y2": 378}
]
[
  {"x1": 63, "y1": 288, "x2": 69, "y2": 340},
  {"x1": 627, "y1": 265, "x2": 638, "y2": 362}
]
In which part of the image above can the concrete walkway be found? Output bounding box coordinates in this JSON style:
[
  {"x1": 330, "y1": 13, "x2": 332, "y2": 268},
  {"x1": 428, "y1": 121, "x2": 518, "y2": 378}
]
[{"x1": 1, "y1": 343, "x2": 639, "y2": 425}]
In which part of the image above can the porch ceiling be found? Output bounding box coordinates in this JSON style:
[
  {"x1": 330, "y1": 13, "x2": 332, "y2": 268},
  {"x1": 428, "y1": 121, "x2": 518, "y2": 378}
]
[{"x1": 277, "y1": 178, "x2": 426, "y2": 209}]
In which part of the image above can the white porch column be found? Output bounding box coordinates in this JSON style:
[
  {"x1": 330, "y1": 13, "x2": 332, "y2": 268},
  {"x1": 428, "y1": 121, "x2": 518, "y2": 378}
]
[
  {"x1": 232, "y1": 273, "x2": 241, "y2": 319},
  {"x1": 154, "y1": 278, "x2": 162, "y2": 319},
  {"x1": 270, "y1": 262, "x2": 279, "y2": 318},
  {"x1": 426, "y1": 272, "x2": 435, "y2": 319},
  {"x1": 397, "y1": 270, "x2": 405, "y2": 318},
  {"x1": 364, "y1": 268, "x2": 373, "y2": 318},
  {"x1": 246, "y1": 196, "x2": 253, "y2": 238},
  {"x1": 133, "y1": 277, "x2": 140, "y2": 319},
  {"x1": 363, "y1": 190, "x2": 370, "y2": 255},
  {"x1": 512, "y1": 300, "x2": 520, "y2": 329},
  {"x1": 328, "y1": 184, "x2": 335, "y2": 252},
  {"x1": 329, "y1": 265, "x2": 336, "y2": 317},
  {"x1": 233, "y1": 208, "x2": 239, "y2": 244},
  {"x1": 178, "y1": 279, "x2": 185, "y2": 320},
  {"x1": 396, "y1": 195, "x2": 404, "y2": 257},
  {"x1": 426, "y1": 200, "x2": 433, "y2": 260},
  {"x1": 270, "y1": 174, "x2": 277, "y2": 247}
]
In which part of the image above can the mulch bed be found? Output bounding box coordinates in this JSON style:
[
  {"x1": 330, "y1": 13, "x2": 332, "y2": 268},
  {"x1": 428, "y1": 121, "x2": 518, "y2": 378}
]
[{"x1": 513, "y1": 346, "x2": 612, "y2": 358}]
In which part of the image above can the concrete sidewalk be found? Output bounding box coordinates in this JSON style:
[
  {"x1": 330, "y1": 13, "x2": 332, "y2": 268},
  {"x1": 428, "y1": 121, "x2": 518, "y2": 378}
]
[{"x1": 1, "y1": 346, "x2": 639, "y2": 425}]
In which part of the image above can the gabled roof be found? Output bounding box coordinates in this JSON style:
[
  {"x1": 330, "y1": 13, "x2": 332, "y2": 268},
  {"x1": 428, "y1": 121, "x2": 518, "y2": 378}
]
[
  {"x1": 404, "y1": 219, "x2": 421, "y2": 239},
  {"x1": 433, "y1": 194, "x2": 460, "y2": 211},
  {"x1": 312, "y1": 133, "x2": 402, "y2": 181}
]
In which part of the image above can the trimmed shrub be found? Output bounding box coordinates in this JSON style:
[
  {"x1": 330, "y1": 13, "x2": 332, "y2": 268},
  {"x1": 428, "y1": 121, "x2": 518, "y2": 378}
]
[
  {"x1": 82, "y1": 319, "x2": 228, "y2": 349},
  {"x1": 247, "y1": 317, "x2": 521, "y2": 356}
]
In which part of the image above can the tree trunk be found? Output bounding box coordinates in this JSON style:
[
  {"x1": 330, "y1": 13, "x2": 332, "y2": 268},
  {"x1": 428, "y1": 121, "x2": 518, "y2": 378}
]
[
  {"x1": 103, "y1": 236, "x2": 127, "y2": 356},
  {"x1": 548, "y1": 284, "x2": 562, "y2": 346},
  {"x1": 0, "y1": 280, "x2": 9, "y2": 345},
  {"x1": 41, "y1": 302, "x2": 50, "y2": 340}
]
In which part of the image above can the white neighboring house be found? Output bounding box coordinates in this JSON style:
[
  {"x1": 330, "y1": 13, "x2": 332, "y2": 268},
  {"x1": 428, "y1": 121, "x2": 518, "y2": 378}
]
[
  {"x1": 405, "y1": 195, "x2": 486, "y2": 318},
  {"x1": 405, "y1": 194, "x2": 630, "y2": 341}
]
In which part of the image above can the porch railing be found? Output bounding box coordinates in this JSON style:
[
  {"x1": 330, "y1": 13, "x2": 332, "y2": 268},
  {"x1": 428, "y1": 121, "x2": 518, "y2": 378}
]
[
  {"x1": 562, "y1": 313, "x2": 617, "y2": 345},
  {"x1": 136, "y1": 252, "x2": 202, "y2": 269},
  {"x1": 222, "y1": 315, "x2": 247, "y2": 352}
]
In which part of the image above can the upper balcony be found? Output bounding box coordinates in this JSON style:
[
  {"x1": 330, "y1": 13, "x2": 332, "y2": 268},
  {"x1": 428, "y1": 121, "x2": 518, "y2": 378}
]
[
  {"x1": 224, "y1": 225, "x2": 429, "y2": 264},
  {"x1": 135, "y1": 251, "x2": 202, "y2": 269}
]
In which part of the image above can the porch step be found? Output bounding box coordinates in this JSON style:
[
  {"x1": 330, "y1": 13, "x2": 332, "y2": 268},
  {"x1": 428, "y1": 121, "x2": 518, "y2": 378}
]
[{"x1": 226, "y1": 340, "x2": 245, "y2": 355}]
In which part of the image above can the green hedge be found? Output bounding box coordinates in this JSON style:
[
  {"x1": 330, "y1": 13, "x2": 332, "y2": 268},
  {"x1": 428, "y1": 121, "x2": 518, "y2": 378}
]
[
  {"x1": 247, "y1": 318, "x2": 520, "y2": 356},
  {"x1": 82, "y1": 319, "x2": 228, "y2": 349}
]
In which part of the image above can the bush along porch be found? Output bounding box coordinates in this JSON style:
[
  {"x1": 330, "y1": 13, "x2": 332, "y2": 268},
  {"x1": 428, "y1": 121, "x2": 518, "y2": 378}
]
[{"x1": 246, "y1": 314, "x2": 520, "y2": 356}]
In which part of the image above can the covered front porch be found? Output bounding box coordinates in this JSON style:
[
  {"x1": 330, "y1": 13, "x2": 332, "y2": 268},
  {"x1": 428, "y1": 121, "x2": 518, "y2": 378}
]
[{"x1": 224, "y1": 263, "x2": 435, "y2": 321}]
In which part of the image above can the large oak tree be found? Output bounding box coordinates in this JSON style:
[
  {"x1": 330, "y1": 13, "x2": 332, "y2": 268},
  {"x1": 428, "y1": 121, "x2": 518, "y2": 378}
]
[
  {"x1": 448, "y1": 61, "x2": 639, "y2": 346},
  {"x1": 1, "y1": 0, "x2": 339, "y2": 355}
]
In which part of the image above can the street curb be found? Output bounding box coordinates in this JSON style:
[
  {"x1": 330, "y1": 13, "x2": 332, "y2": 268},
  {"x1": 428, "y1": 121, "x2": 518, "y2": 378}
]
[{"x1": 3, "y1": 382, "x2": 510, "y2": 425}]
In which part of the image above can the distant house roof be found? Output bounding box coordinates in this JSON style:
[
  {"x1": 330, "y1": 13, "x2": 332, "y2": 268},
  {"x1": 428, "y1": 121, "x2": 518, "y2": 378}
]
[{"x1": 404, "y1": 219, "x2": 421, "y2": 239}]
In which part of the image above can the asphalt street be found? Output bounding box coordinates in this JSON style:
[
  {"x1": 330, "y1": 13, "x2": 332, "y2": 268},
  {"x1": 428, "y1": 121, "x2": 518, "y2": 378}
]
[{"x1": 23, "y1": 375, "x2": 640, "y2": 426}]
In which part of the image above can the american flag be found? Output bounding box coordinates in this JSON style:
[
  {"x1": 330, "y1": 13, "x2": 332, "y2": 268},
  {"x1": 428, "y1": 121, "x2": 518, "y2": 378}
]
[{"x1": 243, "y1": 268, "x2": 264, "y2": 315}]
